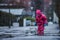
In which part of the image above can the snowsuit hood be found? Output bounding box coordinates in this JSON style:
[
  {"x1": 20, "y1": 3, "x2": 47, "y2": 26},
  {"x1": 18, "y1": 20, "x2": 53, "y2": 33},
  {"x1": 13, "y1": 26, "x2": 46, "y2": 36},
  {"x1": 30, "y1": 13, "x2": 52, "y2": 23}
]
[{"x1": 36, "y1": 9, "x2": 42, "y2": 15}]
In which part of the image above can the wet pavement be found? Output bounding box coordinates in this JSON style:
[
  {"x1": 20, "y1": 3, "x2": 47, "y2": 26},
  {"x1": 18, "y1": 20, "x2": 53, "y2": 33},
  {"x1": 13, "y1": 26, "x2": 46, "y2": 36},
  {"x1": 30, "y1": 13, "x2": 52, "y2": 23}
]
[
  {"x1": 0, "y1": 23, "x2": 60, "y2": 40},
  {"x1": 1, "y1": 36, "x2": 60, "y2": 40}
]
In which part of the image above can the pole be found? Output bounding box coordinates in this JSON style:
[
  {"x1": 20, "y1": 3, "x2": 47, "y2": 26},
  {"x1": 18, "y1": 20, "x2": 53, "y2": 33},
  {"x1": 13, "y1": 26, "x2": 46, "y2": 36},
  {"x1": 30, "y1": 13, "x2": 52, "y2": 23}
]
[{"x1": 8, "y1": 0, "x2": 10, "y2": 28}]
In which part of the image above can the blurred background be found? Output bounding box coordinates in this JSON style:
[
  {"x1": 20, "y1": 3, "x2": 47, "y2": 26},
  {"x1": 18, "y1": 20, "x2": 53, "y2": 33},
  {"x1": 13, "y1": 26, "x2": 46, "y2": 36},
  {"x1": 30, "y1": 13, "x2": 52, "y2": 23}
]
[
  {"x1": 0, "y1": 0, "x2": 59, "y2": 26},
  {"x1": 0, "y1": 0, "x2": 60, "y2": 40}
]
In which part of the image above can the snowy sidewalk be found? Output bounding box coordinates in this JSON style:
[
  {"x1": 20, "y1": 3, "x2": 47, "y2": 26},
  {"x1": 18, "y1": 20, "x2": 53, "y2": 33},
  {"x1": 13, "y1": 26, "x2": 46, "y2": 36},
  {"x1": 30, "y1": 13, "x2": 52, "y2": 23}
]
[{"x1": 0, "y1": 22, "x2": 59, "y2": 37}]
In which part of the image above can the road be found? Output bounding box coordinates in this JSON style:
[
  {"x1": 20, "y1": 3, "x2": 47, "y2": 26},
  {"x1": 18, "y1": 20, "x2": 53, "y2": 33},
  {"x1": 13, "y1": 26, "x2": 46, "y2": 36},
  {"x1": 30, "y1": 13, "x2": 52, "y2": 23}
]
[{"x1": 0, "y1": 23, "x2": 60, "y2": 40}]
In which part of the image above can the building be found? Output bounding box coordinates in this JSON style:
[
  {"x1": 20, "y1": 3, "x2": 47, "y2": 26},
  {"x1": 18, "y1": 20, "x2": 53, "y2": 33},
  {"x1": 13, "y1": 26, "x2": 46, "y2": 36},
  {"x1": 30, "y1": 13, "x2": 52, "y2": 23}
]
[{"x1": 0, "y1": 0, "x2": 33, "y2": 26}]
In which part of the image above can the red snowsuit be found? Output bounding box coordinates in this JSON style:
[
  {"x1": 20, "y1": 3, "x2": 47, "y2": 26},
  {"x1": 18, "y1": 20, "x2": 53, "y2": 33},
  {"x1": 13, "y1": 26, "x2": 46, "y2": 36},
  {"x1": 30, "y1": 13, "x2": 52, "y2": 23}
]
[{"x1": 36, "y1": 10, "x2": 47, "y2": 35}]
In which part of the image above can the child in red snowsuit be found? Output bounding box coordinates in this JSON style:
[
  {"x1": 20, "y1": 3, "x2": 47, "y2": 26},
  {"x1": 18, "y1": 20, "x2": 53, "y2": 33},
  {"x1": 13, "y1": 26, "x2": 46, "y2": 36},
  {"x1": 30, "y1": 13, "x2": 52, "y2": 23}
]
[{"x1": 36, "y1": 9, "x2": 47, "y2": 35}]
